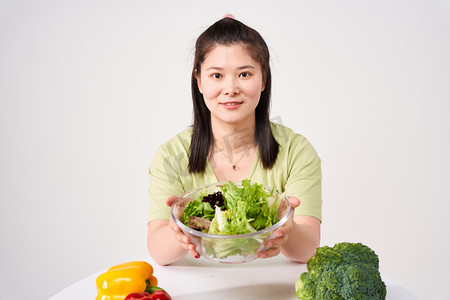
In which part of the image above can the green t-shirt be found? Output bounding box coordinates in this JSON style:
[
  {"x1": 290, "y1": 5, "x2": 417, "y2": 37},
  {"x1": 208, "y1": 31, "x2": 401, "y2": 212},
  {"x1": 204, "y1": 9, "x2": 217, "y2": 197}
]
[{"x1": 148, "y1": 123, "x2": 322, "y2": 222}]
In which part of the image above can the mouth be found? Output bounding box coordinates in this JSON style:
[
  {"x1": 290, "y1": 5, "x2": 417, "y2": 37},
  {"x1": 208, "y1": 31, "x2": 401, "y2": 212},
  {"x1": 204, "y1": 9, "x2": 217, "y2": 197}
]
[{"x1": 220, "y1": 101, "x2": 243, "y2": 107}]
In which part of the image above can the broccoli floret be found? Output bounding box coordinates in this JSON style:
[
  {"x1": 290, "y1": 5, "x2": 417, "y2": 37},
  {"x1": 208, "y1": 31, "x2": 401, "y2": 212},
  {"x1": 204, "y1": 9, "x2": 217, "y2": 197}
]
[
  {"x1": 295, "y1": 272, "x2": 316, "y2": 300},
  {"x1": 295, "y1": 242, "x2": 387, "y2": 300}
]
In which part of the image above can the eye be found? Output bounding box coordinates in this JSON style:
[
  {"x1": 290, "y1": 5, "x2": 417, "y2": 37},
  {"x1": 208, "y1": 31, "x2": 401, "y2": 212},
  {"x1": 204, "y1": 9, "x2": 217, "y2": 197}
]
[
  {"x1": 239, "y1": 72, "x2": 251, "y2": 78},
  {"x1": 212, "y1": 73, "x2": 222, "y2": 79}
]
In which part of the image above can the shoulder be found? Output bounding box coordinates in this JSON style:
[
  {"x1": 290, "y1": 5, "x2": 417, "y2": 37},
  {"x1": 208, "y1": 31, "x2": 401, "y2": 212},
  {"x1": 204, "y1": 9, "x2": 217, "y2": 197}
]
[
  {"x1": 157, "y1": 127, "x2": 192, "y2": 152},
  {"x1": 270, "y1": 122, "x2": 320, "y2": 160},
  {"x1": 150, "y1": 127, "x2": 192, "y2": 167},
  {"x1": 270, "y1": 122, "x2": 308, "y2": 146}
]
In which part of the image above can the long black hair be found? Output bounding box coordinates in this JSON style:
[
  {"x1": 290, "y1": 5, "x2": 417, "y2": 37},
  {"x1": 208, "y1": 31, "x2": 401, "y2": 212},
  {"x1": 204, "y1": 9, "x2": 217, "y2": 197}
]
[{"x1": 189, "y1": 17, "x2": 279, "y2": 173}]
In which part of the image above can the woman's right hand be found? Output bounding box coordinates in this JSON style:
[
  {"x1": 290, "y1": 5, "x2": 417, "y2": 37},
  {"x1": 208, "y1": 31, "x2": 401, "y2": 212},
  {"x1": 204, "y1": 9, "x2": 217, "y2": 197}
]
[{"x1": 166, "y1": 195, "x2": 200, "y2": 259}]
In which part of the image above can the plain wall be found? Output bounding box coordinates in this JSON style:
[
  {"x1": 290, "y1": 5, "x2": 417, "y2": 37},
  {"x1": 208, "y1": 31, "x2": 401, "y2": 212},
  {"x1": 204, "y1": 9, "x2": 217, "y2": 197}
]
[{"x1": 1, "y1": 0, "x2": 449, "y2": 299}]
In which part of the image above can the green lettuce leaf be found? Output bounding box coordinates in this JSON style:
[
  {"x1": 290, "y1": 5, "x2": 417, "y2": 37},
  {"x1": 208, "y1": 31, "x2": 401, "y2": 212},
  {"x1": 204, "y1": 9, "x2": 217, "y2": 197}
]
[{"x1": 182, "y1": 200, "x2": 215, "y2": 225}]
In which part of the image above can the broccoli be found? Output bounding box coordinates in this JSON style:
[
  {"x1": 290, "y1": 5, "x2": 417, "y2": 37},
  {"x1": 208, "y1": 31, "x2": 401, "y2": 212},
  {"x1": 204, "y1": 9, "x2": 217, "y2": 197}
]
[{"x1": 295, "y1": 242, "x2": 387, "y2": 300}]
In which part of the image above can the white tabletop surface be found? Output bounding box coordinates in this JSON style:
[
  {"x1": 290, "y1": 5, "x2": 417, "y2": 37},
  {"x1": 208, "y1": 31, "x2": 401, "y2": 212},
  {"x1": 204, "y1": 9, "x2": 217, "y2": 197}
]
[{"x1": 50, "y1": 255, "x2": 418, "y2": 300}]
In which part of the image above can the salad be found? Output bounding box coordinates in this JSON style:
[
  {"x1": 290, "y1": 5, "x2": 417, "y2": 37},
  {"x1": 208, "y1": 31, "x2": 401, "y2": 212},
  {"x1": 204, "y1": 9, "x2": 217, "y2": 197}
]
[{"x1": 182, "y1": 179, "x2": 280, "y2": 236}]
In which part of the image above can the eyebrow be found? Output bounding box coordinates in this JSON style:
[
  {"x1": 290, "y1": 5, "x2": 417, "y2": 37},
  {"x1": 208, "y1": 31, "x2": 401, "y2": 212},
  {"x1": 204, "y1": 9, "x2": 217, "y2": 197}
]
[{"x1": 206, "y1": 65, "x2": 256, "y2": 71}]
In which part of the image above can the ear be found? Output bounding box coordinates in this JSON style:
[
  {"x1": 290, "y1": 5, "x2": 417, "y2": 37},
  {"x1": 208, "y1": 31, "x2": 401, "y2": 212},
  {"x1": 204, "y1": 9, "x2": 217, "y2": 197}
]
[
  {"x1": 194, "y1": 69, "x2": 203, "y2": 94},
  {"x1": 261, "y1": 79, "x2": 266, "y2": 92}
]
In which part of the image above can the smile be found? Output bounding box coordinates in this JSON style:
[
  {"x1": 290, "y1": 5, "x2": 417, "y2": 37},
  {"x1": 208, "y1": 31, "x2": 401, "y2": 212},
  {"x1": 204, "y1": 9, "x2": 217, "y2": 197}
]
[{"x1": 221, "y1": 101, "x2": 243, "y2": 106}]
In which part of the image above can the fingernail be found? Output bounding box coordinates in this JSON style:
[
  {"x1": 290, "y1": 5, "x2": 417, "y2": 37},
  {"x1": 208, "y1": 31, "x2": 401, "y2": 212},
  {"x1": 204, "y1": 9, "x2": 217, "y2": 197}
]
[
  {"x1": 195, "y1": 253, "x2": 200, "y2": 259},
  {"x1": 266, "y1": 242, "x2": 273, "y2": 248},
  {"x1": 259, "y1": 253, "x2": 266, "y2": 258}
]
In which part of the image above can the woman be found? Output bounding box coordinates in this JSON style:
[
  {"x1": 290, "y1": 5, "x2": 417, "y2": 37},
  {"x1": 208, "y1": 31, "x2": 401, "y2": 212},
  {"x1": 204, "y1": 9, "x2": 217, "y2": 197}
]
[{"x1": 147, "y1": 16, "x2": 322, "y2": 266}]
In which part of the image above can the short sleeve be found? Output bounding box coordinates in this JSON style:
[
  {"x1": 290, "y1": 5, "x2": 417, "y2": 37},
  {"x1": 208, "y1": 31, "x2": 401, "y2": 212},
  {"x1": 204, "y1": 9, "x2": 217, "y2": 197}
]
[
  {"x1": 147, "y1": 144, "x2": 188, "y2": 222},
  {"x1": 284, "y1": 135, "x2": 322, "y2": 221}
]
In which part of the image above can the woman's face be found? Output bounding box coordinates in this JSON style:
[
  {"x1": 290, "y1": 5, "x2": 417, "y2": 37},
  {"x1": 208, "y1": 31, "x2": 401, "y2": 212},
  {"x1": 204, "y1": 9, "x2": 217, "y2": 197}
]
[{"x1": 196, "y1": 44, "x2": 265, "y2": 129}]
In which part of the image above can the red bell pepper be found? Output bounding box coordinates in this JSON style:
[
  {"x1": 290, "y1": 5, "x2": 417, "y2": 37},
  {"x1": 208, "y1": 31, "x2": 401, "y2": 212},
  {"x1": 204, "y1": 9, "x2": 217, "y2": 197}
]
[
  {"x1": 147, "y1": 290, "x2": 172, "y2": 300},
  {"x1": 125, "y1": 292, "x2": 153, "y2": 300},
  {"x1": 125, "y1": 290, "x2": 172, "y2": 300}
]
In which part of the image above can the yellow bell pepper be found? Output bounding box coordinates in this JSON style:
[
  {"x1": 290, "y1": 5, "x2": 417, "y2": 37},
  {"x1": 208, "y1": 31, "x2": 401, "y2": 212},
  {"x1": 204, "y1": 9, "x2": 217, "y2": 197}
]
[{"x1": 96, "y1": 261, "x2": 158, "y2": 300}]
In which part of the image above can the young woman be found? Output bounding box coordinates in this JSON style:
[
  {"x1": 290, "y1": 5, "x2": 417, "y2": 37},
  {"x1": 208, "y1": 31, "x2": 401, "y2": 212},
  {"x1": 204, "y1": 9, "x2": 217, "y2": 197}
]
[{"x1": 147, "y1": 16, "x2": 322, "y2": 266}]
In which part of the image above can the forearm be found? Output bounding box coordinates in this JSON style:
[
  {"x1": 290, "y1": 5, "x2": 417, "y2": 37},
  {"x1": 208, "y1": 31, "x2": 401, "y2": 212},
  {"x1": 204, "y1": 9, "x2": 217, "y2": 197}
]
[
  {"x1": 281, "y1": 219, "x2": 320, "y2": 263},
  {"x1": 147, "y1": 220, "x2": 187, "y2": 265}
]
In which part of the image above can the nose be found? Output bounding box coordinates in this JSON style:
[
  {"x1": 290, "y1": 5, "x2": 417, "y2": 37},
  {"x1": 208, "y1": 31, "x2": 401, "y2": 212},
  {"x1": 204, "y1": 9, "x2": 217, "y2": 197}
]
[{"x1": 223, "y1": 77, "x2": 239, "y2": 96}]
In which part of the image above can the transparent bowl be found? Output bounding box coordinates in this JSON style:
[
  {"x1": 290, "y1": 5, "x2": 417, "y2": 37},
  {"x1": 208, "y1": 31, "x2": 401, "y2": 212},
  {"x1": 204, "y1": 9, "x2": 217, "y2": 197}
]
[{"x1": 171, "y1": 181, "x2": 292, "y2": 264}]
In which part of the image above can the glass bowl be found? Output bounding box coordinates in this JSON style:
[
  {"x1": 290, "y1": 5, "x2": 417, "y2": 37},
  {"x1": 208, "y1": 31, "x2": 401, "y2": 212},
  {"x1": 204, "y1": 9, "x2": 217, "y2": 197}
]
[{"x1": 171, "y1": 181, "x2": 292, "y2": 264}]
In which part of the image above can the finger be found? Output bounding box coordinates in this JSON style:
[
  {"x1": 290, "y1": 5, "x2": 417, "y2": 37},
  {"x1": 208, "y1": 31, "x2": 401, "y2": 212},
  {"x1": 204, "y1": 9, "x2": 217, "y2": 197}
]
[
  {"x1": 258, "y1": 246, "x2": 281, "y2": 258},
  {"x1": 175, "y1": 232, "x2": 191, "y2": 244},
  {"x1": 265, "y1": 235, "x2": 287, "y2": 248},
  {"x1": 182, "y1": 240, "x2": 197, "y2": 253},
  {"x1": 166, "y1": 195, "x2": 179, "y2": 207},
  {"x1": 189, "y1": 249, "x2": 200, "y2": 259},
  {"x1": 288, "y1": 196, "x2": 300, "y2": 208},
  {"x1": 181, "y1": 242, "x2": 195, "y2": 251},
  {"x1": 170, "y1": 222, "x2": 182, "y2": 233},
  {"x1": 273, "y1": 219, "x2": 292, "y2": 237},
  {"x1": 274, "y1": 229, "x2": 285, "y2": 238},
  {"x1": 179, "y1": 236, "x2": 198, "y2": 253}
]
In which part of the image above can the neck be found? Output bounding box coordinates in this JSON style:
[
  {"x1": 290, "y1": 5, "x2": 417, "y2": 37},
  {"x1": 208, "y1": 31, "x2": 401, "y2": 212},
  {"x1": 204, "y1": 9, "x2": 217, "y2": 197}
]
[{"x1": 210, "y1": 119, "x2": 256, "y2": 153}]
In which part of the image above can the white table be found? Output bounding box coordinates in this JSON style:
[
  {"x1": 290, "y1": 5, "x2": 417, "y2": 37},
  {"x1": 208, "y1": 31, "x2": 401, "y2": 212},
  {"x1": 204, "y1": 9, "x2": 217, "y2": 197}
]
[{"x1": 50, "y1": 255, "x2": 418, "y2": 300}]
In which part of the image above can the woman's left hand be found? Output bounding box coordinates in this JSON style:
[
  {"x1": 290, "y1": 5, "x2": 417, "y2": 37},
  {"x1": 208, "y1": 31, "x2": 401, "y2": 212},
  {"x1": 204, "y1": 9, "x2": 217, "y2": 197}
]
[{"x1": 257, "y1": 196, "x2": 300, "y2": 259}]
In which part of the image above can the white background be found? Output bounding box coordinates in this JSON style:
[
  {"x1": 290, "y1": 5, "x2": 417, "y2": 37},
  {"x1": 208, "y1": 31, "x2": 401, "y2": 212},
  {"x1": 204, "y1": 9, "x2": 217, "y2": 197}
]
[{"x1": 1, "y1": 1, "x2": 449, "y2": 299}]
